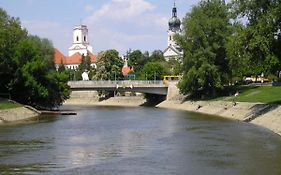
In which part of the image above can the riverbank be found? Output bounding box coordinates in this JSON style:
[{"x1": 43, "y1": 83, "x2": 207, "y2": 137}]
[
  {"x1": 157, "y1": 99, "x2": 281, "y2": 136},
  {"x1": 64, "y1": 96, "x2": 146, "y2": 107},
  {"x1": 0, "y1": 106, "x2": 40, "y2": 123}
]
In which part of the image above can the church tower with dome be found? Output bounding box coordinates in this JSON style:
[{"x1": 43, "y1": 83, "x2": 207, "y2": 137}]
[{"x1": 163, "y1": 2, "x2": 183, "y2": 61}]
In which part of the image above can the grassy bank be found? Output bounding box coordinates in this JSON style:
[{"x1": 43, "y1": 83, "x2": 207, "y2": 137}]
[
  {"x1": 0, "y1": 99, "x2": 22, "y2": 110},
  {"x1": 217, "y1": 86, "x2": 281, "y2": 104}
]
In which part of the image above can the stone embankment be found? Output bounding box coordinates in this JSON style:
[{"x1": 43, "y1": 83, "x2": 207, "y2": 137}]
[
  {"x1": 157, "y1": 99, "x2": 281, "y2": 136},
  {"x1": 0, "y1": 106, "x2": 40, "y2": 123}
]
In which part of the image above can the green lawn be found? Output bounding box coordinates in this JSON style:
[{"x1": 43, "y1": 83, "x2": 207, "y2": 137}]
[
  {"x1": 221, "y1": 86, "x2": 281, "y2": 104},
  {"x1": 0, "y1": 99, "x2": 22, "y2": 110}
]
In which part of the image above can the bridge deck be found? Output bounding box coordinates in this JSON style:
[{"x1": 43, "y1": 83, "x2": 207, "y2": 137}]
[{"x1": 68, "y1": 80, "x2": 168, "y2": 95}]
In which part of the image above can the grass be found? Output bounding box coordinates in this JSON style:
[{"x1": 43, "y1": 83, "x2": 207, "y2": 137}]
[
  {"x1": 0, "y1": 99, "x2": 22, "y2": 110},
  {"x1": 218, "y1": 86, "x2": 281, "y2": 104}
]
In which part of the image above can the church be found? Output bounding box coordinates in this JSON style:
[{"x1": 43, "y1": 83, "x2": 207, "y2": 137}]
[
  {"x1": 163, "y1": 3, "x2": 183, "y2": 61},
  {"x1": 54, "y1": 25, "x2": 97, "y2": 70}
]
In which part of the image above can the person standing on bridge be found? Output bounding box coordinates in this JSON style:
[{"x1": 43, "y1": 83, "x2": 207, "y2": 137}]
[{"x1": 82, "y1": 70, "x2": 89, "y2": 81}]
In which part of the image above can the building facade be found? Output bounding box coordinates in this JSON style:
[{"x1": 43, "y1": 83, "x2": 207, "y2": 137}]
[
  {"x1": 163, "y1": 3, "x2": 183, "y2": 61},
  {"x1": 54, "y1": 25, "x2": 96, "y2": 70}
]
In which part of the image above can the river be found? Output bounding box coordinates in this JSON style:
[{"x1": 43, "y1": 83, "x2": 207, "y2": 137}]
[{"x1": 0, "y1": 105, "x2": 281, "y2": 174}]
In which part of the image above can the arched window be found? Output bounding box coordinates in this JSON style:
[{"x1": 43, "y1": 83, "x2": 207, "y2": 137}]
[
  {"x1": 84, "y1": 36, "x2": 86, "y2": 42},
  {"x1": 169, "y1": 36, "x2": 172, "y2": 41},
  {"x1": 76, "y1": 36, "x2": 79, "y2": 41}
]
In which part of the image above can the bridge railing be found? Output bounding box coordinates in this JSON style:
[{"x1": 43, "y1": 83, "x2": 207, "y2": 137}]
[{"x1": 68, "y1": 80, "x2": 165, "y2": 86}]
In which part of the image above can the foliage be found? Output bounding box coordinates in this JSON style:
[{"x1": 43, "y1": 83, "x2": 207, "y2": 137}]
[
  {"x1": 73, "y1": 55, "x2": 92, "y2": 81},
  {"x1": 141, "y1": 62, "x2": 169, "y2": 80},
  {"x1": 228, "y1": 0, "x2": 281, "y2": 78},
  {"x1": 165, "y1": 57, "x2": 182, "y2": 75},
  {"x1": 177, "y1": 0, "x2": 233, "y2": 97},
  {"x1": 0, "y1": 8, "x2": 70, "y2": 109},
  {"x1": 127, "y1": 50, "x2": 149, "y2": 73},
  {"x1": 92, "y1": 49, "x2": 123, "y2": 80},
  {"x1": 0, "y1": 8, "x2": 27, "y2": 92},
  {"x1": 150, "y1": 50, "x2": 165, "y2": 62}
]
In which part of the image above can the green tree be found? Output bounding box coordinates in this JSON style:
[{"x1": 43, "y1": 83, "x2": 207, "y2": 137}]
[
  {"x1": 228, "y1": 0, "x2": 281, "y2": 79},
  {"x1": 8, "y1": 36, "x2": 70, "y2": 109},
  {"x1": 92, "y1": 50, "x2": 123, "y2": 80},
  {"x1": 141, "y1": 62, "x2": 169, "y2": 80},
  {"x1": 74, "y1": 55, "x2": 92, "y2": 80},
  {"x1": 165, "y1": 57, "x2": 182, "y2": 75},
  {"x1": 177, "y1": 0, "x2": 233, "y2": 97},
  {"x1": 0, "y1": 8, "x2": 27, "y2": 92},
  {"x1": 128, "y1": 50, "x2": 144, "y2": 72},
  {"x1": 0, "y1": 8, "x2": 70, "y2": 109},
  {"x1": 150, "y1": 50, "x2": 165, "y2": 62}
]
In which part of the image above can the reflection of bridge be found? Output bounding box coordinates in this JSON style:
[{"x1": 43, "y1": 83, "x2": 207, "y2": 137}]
[{"x1": 68, "y1": 81, "x2": 168, "y2": 95}]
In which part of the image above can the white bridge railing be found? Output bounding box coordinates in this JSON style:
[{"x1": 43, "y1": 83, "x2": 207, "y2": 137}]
[{"x1": 68, "y1": 80, "x2": 167, "y2": 88}]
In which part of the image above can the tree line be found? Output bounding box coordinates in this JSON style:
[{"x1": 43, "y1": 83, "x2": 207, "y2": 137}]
[
  {"x1": 176, "y1": 0, "x2": 281, "y2": 97},
  {"x1": 0, "y1": 8, "x2": 70, "y2": 109},
  {"x1": 62, "y1": 49, "x2": 181, "y2": 82}
]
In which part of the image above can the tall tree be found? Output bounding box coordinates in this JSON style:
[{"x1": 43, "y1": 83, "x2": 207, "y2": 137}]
[
  {"x1": 0, "y1": 8, "x2": 27, "y2": 92},
  {"x1": 141, "y1": 62, "x2": 169, "y2": 80},
  {"x1": 229, "y1": 0, "x2": 281, "y2": 79},
  {"x1": 0, "y1": 8, "x2": 70, "y2": 109},
  {"x1": 177, "y1": 0, "x2": 233, "y2": 97},
  {"x1": 92, "y1": 50, "x2": 123, "y2": 80},
  {"x1": 128, "y1": 50, "x2": 147, "y2": 72}
]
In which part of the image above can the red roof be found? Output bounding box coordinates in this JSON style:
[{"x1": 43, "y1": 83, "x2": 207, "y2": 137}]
[
  {"x1": 122, "y1": 66, "x2": 134, "y2": 76},
  {"x1": 54, "y1": 48, "x2": 97, "y2": 65}
]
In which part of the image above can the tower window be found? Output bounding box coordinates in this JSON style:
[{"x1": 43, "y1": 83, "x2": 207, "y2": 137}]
[
  {"x1": 170, "y1": 36, "x2": 172, "y2": 41},
  {"x1": 76, "y1": 36, "x2": 79, "y2": 41},
  {"x1": 84, "y1": 36, "x2": 86, "y2": 42}
]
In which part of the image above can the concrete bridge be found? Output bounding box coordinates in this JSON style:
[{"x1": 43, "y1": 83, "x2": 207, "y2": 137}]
[{"x1": 68, "y1": 80, "x2": 169, "y2": 95}]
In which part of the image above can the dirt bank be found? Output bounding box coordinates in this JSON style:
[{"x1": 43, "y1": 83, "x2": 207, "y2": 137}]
[
  {"x1": 64, "y1": 96, "x2": 146, "y2": 107},
  {"x1": 157, "y1": 100, "x2": 281, "y2": 136},
  {"x1": 0, "y1": 106, "x2": 40, "y2": 123}
]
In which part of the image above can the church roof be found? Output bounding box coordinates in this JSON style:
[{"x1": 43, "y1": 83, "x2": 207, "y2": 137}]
[
  {"x1": 163, "y1": 45, "x2": 183, "y2": 56},
  {"x1": 54, "y1": 48, "x2": 96, "y2": 65}
]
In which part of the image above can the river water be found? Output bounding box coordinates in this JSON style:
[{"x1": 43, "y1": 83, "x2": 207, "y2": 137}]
[{"x1": 0, "y1": 105, "x2": 281, "y2": 174}]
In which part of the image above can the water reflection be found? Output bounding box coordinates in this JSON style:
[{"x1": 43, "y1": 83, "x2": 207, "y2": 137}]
[{"x1": 0, "y1": 106, "x2": 280, "y2": 174}]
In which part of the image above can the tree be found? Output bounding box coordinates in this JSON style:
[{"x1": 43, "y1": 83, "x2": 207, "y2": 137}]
[
  {"x1": 92, "y1": 49, "x2": 123, "y2": 80},
  {"x1": 0, "y1": 8, "x2": 70, "y2": 109},
  {"x1": 128, "y1": 50, "x2": 145, "y2": 72},
  {"x1": 0, "y1": 8, "x2": 27, "y2": 92},
  {"x1": 150, "y1": 50, "x2": 165, "y2": 62},
  {"x1": 8, "y1": 36, "x2": 70, "y2": 109},
  {"x1": 228, "y1": 0, "x2": 281, "y2": 79},
  {"x1": 177, "y1": 0, "x2": 233, "y2": 97},
  {"x1": 141, "y1": 62, "x2": 169, "y2": 80},
  {"x1": 74, "y1": 55, "x2": 92, "y2": 80}
]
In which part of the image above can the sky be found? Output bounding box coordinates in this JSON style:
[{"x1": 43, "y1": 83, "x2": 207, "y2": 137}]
[{"x1": 0, "y1": 0, "x2": 201, "y2": 55}]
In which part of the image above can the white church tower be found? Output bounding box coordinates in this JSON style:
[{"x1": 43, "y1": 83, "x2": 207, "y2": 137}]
[
  {"x1": 163, "y1": 2, "x2": 183, "y2": 61},
  {"x1": 68, "y1": 25, "x2": 93, "y2": 56}
]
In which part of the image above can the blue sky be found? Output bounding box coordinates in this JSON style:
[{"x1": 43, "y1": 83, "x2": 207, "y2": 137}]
[{"x1": 0, "y1": 0, "x2": 201, "y2": 55}]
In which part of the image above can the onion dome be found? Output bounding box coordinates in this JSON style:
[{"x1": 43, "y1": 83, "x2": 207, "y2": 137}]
[{"x1": 168, "y1": 5, "x2": 181, "y2": 32}]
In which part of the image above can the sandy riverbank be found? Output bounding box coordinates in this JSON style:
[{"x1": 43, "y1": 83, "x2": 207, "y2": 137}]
[
  {"x1": 157, "y1": 100, "x2": 281, "y2": 136},
  {"x1": 64, "y1": 96, "x2": 146, "y2": 107},
  {"x1": 0, "y1": 106, "x2": 40, "y2": 123}
]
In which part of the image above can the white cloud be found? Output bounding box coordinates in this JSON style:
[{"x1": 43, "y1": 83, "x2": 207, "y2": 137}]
[{"x1": 85, "y1": 0, "x2": 155, "y2": 24}]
